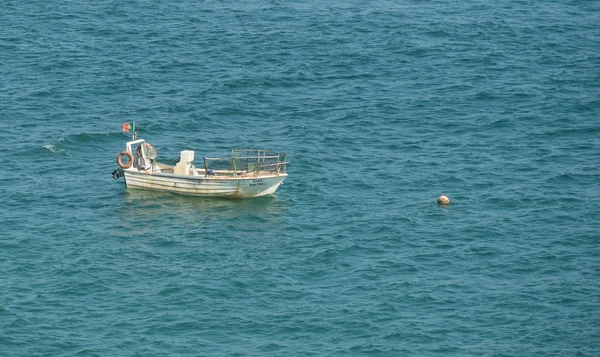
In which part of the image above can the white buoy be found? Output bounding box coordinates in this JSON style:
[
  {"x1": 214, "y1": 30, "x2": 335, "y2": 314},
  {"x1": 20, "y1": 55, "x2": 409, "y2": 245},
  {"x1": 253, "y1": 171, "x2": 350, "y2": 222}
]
[{"x1": 438, "y1": 195, "x2": 450, "y2": 205}]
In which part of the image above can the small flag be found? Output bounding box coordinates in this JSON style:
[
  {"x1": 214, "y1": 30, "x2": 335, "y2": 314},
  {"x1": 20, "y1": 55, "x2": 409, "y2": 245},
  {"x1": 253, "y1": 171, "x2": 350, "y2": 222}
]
[{"x1": 122, "y1": 122, "x2": 136, "y2": 132}]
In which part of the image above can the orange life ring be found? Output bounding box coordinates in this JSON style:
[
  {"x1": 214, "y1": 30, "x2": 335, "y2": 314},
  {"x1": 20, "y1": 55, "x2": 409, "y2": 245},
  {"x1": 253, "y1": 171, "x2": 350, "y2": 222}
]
[
  {"x1": 117, "y1": 151, "x2": 134, "y2": 169},
  {"x1": 136, "y1": 143, "x2": 153, "y2": 158}
]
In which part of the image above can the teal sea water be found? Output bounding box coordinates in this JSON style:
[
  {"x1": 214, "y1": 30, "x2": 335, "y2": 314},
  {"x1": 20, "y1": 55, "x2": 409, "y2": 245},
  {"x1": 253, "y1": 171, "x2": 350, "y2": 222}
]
[{"x1": 1, "y1": 1, "x2": 600, "y2": 355}]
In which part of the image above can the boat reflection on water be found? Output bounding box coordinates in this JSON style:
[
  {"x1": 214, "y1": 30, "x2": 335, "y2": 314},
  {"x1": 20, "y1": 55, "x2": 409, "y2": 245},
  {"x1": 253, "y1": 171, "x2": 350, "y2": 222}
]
[
  {"x1": 114, "y1": 189, "x2": 289, "y2": 240},
  {"x1": 123, "y1": 189, "x2": 287, "y2": 215}
]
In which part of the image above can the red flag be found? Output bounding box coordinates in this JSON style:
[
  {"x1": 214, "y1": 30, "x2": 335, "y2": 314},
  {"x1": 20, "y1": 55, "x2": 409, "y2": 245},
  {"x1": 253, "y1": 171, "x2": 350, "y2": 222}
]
[{"x1": 122, "y1": 123, "x2": 136, "y2": 132}]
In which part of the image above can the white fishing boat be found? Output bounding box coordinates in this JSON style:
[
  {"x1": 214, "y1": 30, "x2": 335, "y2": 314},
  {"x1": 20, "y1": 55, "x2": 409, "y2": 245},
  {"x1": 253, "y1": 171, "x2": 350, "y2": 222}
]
[{"x1": 113, "y1": 136, "x2": 288, "y2": 198}]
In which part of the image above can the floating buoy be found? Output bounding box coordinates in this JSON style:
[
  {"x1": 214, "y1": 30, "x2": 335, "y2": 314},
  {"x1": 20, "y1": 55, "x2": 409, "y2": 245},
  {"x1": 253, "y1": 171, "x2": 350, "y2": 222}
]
[{"x1": 438, "y1": 195, "x2": 450, "y2": 205}]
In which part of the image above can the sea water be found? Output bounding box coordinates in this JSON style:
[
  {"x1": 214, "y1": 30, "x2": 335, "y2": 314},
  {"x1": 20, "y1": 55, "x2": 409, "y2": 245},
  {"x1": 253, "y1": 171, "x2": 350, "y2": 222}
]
[{"x1": 1, "y1": 1, "x2": 599, "y2": 356}]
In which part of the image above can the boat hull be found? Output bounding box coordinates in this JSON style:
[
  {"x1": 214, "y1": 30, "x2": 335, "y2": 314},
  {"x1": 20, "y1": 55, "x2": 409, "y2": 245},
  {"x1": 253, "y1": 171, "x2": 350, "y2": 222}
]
[{"x1": 123, "y1": 170, "x2": 287, "y2": 198}]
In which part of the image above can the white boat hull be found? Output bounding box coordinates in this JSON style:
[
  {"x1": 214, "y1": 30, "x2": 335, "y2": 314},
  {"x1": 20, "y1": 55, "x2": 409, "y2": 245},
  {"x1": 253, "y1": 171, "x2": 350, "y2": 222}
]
[{"x1": 124, "y1": 170, "x2": 287, "y2": 198}]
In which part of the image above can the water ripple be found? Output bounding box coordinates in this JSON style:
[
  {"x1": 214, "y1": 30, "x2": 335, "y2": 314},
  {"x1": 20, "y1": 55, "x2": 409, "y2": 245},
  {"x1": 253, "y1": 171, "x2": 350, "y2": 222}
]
[{"x1": 2, "y1": 1, "x2": 600, "y2": 356}]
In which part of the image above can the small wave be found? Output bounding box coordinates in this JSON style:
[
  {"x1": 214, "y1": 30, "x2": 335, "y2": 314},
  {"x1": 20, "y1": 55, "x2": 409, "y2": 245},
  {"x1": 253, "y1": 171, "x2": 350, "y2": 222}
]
[
  {"x1": 536, "y1": 125, "x2": 600, "y2": 139},
  {"x1": 487, "y1": 117, "x2": 513, "y2": 128},
  {"x1": 42, "y1": 144, "x2": 69, "y2": 155},
  {"x1": 473, "y1": 91, "x2": 498, "y2": 101},
  {"x1": 222, "y1": 78, "x2": 273, "y2": 89},
  {"x1": 64, "y1": 131, "x2": 123, "y2": 144},
  {"x1": 42, "y1": 131, "x2": 126, "y2": 156},
  {"x1": 546, "y1": 172, "x2": 578, "y2": 183},
  {"x1": 43, "y1": 144, "x2": 58, "y2": 153}
]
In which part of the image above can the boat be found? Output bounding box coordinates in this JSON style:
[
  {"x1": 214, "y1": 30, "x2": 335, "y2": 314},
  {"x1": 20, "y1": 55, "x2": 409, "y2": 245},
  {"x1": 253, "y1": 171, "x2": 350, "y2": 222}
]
[{"x1": 113, "y1": 136, "x2": 288, "y2": 198}]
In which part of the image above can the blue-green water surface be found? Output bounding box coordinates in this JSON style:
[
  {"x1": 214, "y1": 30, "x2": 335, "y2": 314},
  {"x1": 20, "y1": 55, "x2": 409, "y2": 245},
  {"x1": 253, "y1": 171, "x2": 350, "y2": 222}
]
[{"x1": 1, "y1": 1, "x2": 600, "y2": 356}]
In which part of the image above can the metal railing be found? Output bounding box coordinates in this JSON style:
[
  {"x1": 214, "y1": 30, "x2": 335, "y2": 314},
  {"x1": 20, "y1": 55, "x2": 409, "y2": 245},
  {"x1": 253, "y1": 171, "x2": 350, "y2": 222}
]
[{"x1": 203, "y1": 149, "x2": 287, "y2": 176}]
